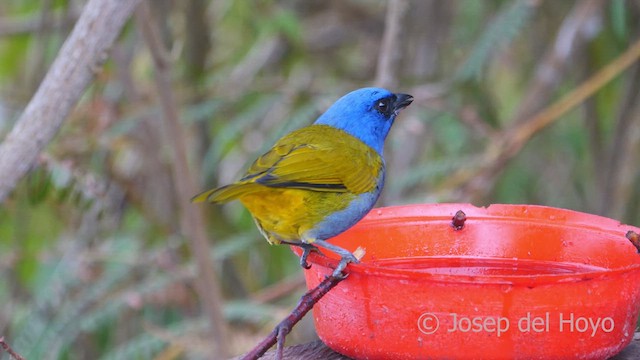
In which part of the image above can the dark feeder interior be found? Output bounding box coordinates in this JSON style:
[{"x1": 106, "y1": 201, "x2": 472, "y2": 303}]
[{"x1": 292, "y1": 203, "x2": 640, "y2": 360}]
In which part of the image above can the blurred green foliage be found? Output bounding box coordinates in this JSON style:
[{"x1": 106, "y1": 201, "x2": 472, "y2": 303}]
[{"x1": 0, "y1": 0, "x2": 639, "y2": 358}]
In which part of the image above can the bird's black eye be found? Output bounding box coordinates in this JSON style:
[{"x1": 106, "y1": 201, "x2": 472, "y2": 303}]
[{"x1": 374, "y1": 97, "x2": 393, "y2": 117}]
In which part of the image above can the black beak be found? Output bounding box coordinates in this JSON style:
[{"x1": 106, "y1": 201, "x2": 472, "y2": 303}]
[{"x1": 393, "y1": 93, "x2": 413, "y2": 114}]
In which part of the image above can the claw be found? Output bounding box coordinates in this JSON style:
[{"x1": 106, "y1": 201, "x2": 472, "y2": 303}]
[
  {"x1": 330, "y1": 268, "x2": 350, "y2": 280},
  {"x1": 310, "y1": 239, "x2": 361, "y2": 279},
  {"x1": 298, "y1": 244, "x2": 320, "y2": 270},
  {"x1": 280, "y1": 240, "x2": 322, "y2": 270},
  {"x1": 300, "y1": 247, "x2": 314, "y2": 269},
  {"x1": 330, "y1": 253, "x2": 358, "y2": 279}
]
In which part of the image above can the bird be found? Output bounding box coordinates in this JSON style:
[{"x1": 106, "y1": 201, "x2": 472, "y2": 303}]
[{"x1": 193, "y1": 87, "x2": 413, "y2": 277}]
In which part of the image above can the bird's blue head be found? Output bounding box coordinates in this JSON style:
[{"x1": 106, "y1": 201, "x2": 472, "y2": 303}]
[{"x1": 313, "y1": 87, "x2": 413, "y2": 155}]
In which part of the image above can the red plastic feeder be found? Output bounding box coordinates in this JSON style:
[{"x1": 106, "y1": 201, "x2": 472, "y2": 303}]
[{"x1": 293, "y1": 204, "x2": 640, "y2": 360}]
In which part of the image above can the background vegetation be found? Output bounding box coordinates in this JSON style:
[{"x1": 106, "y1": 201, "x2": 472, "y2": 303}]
[{"x1": 0, "y1": 0, "x2": 639, "y2": 358}]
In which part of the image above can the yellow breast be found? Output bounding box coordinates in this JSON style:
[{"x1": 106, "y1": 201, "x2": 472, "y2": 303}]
[{"x1": 239, "y1": 188, "x2": 356, "y2": 244}]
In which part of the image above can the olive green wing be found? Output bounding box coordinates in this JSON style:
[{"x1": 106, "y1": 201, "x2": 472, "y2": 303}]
[
  {"x1": 192, "y1": 126, "x2": 382, "y2": 203},
  {"x1": 246, "y1": 126, "x2": 382, "y2": 194}
]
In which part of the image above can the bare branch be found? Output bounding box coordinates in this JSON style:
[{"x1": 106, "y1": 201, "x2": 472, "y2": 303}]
[
  {"x1": 0, "y1": 0, "x2": 142, "y2": 203},
  {"x1": 239, "y1": 340, "x2": 350, "y2": 360},
  {"x1": 240, "y1": 273, "x2": 347, "y2": 360},
  {"x1": 0, "y1": 337, "x2": 25, "y2": 360},
  {"x1": 135, "y1": 3, "x2": 229, "y2": 356}
]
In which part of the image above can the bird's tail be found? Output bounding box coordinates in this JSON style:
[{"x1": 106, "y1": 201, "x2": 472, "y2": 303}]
[{"x1": 191, "y1": 182, "x2": 261, "y2": 203}]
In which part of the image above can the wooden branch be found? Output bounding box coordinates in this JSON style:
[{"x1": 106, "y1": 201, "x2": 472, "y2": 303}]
[
  {"x1": 239, "y1": 334, "x2": 640, "y2": 360},
  {"x1": 234, "y1": 335, "x2": 640, "y2": 360},
  {"x1": 0, "y1": 0, "x2": 142, "y2": 203},
  {"x1": 135, "y1": 3, "x2": 229, "y2": 357},
  {"x1": 231, "y1": 340, "x2": 350, "y2": 360},
  {"x1": 240, "y1": 274, "x2": 347, "y2": 360},
  {"x1": 0, "y1": 337, "x2": 25, "y2": 360}
]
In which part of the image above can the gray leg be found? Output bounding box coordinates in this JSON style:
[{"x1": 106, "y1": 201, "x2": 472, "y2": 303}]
[
  {"x1": 279, "y1": 240, "x2": 320, "y2": 269},
  {"x1": 312, "y1": 239, "x2": 359, "y2": 279}
]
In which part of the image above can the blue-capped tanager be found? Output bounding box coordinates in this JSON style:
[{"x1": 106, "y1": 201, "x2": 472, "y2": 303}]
[{"x1": 193, "y1": 88, "x2": 413, "y2": 277}]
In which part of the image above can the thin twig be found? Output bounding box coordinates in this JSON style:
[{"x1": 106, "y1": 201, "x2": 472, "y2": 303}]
[
  {"x1": 241, "y1": 274, "x2": 347, "y2": 360},
  {"x1": 135, "y1": 3, "x2": 229, "y2": 357},
  {"x1": 0, "y1": 337, "x2": 25, "y2": 360}
]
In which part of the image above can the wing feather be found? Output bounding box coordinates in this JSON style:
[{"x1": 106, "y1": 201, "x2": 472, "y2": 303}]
[
  {"x1": 193, "y1": 125, "x2": 383, "y2": 203},
  {"x1": 246, "y1": 125, "x2": 382, "y2": 194}
]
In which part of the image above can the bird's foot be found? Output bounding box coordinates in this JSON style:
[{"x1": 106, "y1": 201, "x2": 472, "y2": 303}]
[
  {"x1": 331, "y1": 252, "x2": 359, "y2": 279},
  {"x1": 299, "y1": 244, "x2": 320, "y2": 269},
  {"x1": 280, "y1": 240, "x2": 321, "y2": 269},
  {"x1": 312, "y1": 239, "x2": 363, "y2": 279}
]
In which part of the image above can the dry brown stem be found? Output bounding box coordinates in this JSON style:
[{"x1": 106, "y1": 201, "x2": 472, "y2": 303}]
[{"x1": 136, "y1": 3, "x2": 229, "y2": 356}]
